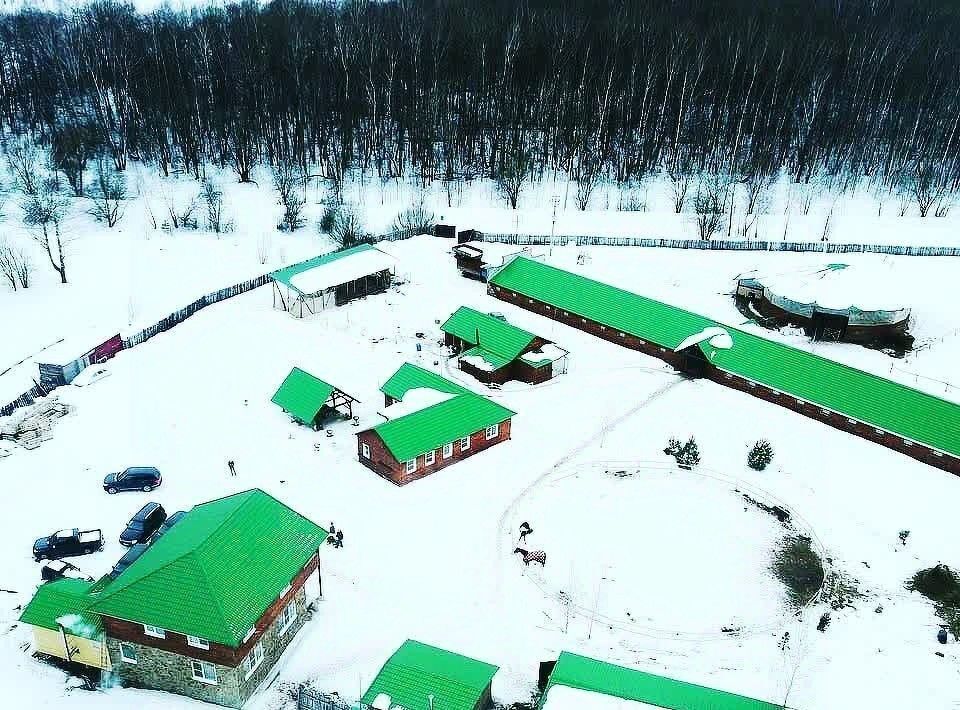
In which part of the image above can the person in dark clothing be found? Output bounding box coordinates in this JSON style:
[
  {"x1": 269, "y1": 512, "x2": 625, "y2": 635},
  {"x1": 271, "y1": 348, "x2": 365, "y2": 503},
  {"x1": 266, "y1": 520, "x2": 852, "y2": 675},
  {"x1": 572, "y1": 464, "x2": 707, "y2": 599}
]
[
  {"x1": 228, "y1": 460, "x2": 236, "y2": 476},
  {"x1": 335, "y1": 530, "x2": 344, "y2": 548},
  {"x1": 329, "y1": 522, "x2": 336, "y2": 535}
]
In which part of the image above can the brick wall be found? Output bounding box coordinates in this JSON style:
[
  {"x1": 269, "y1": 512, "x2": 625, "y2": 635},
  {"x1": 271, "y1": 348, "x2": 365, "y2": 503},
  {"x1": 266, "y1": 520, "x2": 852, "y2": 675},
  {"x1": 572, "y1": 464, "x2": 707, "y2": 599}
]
[
  {"x1": 489, "y1": 283, "x2": 960, "y2": 476},
  {"x1": 357, "y1": 420, "x2": 512, "y2": 485},
  {"x1": 106, "y1": 589, "x2": 310, "y2": 708}
]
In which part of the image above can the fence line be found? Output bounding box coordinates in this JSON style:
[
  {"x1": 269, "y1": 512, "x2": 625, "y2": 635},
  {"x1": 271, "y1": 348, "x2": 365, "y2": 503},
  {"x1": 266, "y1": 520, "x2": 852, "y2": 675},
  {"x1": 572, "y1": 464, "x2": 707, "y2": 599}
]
[
  {"x1": 297, "y1": 687, "x2": 365, "y2": 710},
  {"x1": 476, "y1": 233, "x2": 960, "y2": 256}
]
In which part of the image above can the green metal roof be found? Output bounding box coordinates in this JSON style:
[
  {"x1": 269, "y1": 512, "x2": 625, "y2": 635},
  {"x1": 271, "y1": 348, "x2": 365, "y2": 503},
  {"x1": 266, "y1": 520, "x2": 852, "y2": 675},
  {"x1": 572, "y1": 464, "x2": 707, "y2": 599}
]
[
  {"x1": 372, "y1": 392, "x2": 514, "y2": 462},
  {"x1": 380, "y1": 363, "x2": 472, "y2": 402},
  {"x1": 361, "y1": 639, "x2": 499, "y2": 710},
  {"x1": 441, "y1": 306, "x2": 538, "y2": 365},
  {"x1": 19, "y1": 579, "x2": 103, "y2": 640},
  {"x1": 90, "y1": 489, "x2": 326, "y2": 646},
  {"x1": 541, "y1": 652, "x2": 780, "y2": 710},
  {"x1": 491, "y1": 257, "x2": 960, "y2": 458},
  {"x1": 272, "y1": 367, "x2": 336, "y2": 424},
  {"x1": 270, "y1": 244, "x2": 376, "y2": 295}
]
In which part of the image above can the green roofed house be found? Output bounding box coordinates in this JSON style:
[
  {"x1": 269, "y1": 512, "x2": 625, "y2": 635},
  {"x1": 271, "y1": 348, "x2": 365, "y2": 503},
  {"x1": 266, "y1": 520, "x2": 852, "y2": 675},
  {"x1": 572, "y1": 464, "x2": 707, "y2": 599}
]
[
  {"x1": 19, "y1": 489, "x2": 327, "y2": 708},
  {"x1": 361, "y1": 639, "x2": 499, "y2": 710},
  {"x1": 272, "y1": 366, "x2": 359, "y2": 429},
  {"x1": 441, "y1": 306, "x2": 568, "y2": 385},
  {"x1": 270, "y1": 244, "x2": 395, "y2": 317},
  {"x1": 538, "y1": 652, "x2": 782, "y2": 710},
  {"x1": 359, "y1": 364, "x2": 515, "y2": 484},
  {"x1": 489, "y1": 256, "x2": 960, "y2": 475}
]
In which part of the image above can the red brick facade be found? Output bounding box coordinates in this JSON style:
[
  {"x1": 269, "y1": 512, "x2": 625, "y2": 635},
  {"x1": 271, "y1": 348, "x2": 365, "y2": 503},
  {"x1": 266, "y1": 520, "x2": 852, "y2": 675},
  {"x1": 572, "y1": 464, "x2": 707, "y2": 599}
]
[
  {"x1": 489, "y1": 282, "x2": 960, "y2": 476},
  {"x1": 445, "y1": 333, "x2": 554, "y2": 385},
  {"x1": 101, "y1": 551, "x2": 320, "y2": 667},
  {"x1": 356, "y1": 419, "x2": 512, "y2": 484}
]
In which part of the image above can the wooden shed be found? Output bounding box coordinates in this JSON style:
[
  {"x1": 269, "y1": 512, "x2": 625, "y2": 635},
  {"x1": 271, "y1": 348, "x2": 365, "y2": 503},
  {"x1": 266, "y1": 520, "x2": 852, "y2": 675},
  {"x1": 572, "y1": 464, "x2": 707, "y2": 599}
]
[
  {"x1": 19, "y1": 578, "x2": 111, "y2": 670},
  {"x1": 271, "y1": 367, "x2": 359, "y2": 429}
]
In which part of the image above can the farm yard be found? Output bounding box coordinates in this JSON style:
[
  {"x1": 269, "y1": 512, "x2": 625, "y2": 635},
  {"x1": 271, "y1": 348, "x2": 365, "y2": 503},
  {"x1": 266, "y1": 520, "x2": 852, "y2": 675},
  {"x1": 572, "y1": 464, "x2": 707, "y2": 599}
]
[{"x1": 2, "y1": 222, "x2": 960, "y2": 710}]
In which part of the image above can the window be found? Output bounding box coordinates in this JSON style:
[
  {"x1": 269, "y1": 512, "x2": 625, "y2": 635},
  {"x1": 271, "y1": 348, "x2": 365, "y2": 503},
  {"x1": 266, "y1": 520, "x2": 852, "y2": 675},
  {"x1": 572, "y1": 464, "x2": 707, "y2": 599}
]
[
  {"x1": 846, "y1": 418, "x2": 856, "y2": 425},
  {"x1": 120, "y1": 643, "x2": 137, "y2": 664},
  {"x1": 460, "y1": 436, "x2": 470, "y2": 451},
  {"x1": 278, "y1": 600, "x2": 298, "y2": 636},
  {"x1": 599, "y1": 325, "x2": 605, "y2": 331},
  {"x1": 528, "y1": 298, "x2": 534, "y2": 303},
  {"x1": 405, "y1": 459, "x2": 417, "y2": 474},
  {"x1": 748, "y1": 382, "x2": 757, "y2": 388},
  {"x1": 903, "y1": 439, "x2": 913, "y2": 447},
  {"x1": 424, "y1": 450, "x2": 436, "y2": 466},
  {"x1": 874, "y1": 428, "x2": 884, "y2": 435},
  {"x1": 143, "y1": 625, "x2": 165, "y2": 639},
  {"x1": 485, "y1": 424, "x2": 500, "y2": 440},
  {"x1": 187, "y1": 636, "x2": 209, "y2": 650},
  {"x1": 241, "y1": 642, "x2": 264, "y2": 681},
  {"x1": 618, "y1": 332, "x2": 625, "y2": 337},
  {"x1": 192, "y1": 660, "x2": 218, "y2": 685},
  {"x1": 442, "y1": 443, "x2": 453, "y2": 459},
  {"x1": 361, "y1": 442, "x2": 370, "y2": 459},
  {"x1": 724, "y1": 373, "x2": 733, "y2": 380}
]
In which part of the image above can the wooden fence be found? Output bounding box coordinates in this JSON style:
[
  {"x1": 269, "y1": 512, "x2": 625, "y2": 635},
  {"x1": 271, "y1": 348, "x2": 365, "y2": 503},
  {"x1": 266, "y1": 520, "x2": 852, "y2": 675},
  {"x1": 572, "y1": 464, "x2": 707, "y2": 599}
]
[{"x1": 477, "y1": 233, "x2": 960, "y2": 256}]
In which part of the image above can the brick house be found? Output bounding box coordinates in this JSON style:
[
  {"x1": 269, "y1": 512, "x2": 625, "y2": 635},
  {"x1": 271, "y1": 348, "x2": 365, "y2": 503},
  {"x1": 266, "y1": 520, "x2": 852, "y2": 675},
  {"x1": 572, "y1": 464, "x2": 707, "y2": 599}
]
[
  {"x1": 441, "y1": 306, "x2": 568, "y2": 385},
  {"x1": 20, "y1": 489, "x2": 327, "y2": 708},
  {"x1": 357, "y1": 364, "x2": 515, "y2": 485}
]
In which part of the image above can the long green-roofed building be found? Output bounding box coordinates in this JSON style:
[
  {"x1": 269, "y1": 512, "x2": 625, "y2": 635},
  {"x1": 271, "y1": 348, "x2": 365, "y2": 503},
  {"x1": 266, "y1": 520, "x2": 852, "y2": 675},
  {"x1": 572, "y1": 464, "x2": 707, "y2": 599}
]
[
  {"x1": 362, "y1": 639, "x2": 499, "y2": 710},
  {"x1": 359, "y1": 364, "x2": 515, "y2": 484},
  {"x1": 540, "y1": 652, "x2": 781, "y2": 710},
  {"x1": 489, "y1": 257, "x2": 960, "y2": 473}
]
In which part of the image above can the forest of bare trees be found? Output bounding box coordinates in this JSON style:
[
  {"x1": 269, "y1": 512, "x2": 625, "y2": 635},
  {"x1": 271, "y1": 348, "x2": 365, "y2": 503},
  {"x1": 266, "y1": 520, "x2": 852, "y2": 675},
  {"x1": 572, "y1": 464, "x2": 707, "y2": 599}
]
[{"x1": 1, "y1": 0, "x2": 959, "y2": 199}]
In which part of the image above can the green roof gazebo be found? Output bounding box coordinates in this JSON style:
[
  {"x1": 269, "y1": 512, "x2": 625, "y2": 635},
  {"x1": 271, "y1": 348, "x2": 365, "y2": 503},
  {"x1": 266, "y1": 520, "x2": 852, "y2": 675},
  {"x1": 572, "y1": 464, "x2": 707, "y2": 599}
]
[{"x1": 272, "y1": 367, "x2": 359, "y2": 429}]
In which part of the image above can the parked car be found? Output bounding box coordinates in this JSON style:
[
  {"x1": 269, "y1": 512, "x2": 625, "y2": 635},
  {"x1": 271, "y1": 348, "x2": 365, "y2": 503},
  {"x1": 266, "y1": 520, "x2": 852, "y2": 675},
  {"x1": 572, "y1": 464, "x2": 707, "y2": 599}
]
[
  {"x1": 33, "y1": 528, "x2": 104, "y2": 561},
  {"x1": 110, "y1": 543, "x2": 149, "y2": 578},
  {"x1": 103, "y1": 466, "x2": 162, "y2": 494},
  {"x1": 119, "y1": 502, "x2": 167, "y2": 546},
  {"x1": 41, "y1": 559, "x2": 94, "y2": 582},
  {"x1": 151, "y1": 510, "x2": 186, "y2": 541}
]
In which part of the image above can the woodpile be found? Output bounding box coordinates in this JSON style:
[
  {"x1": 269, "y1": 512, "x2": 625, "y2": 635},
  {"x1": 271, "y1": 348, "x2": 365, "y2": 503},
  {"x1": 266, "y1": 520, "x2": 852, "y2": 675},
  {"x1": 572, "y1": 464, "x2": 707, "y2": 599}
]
[{"x1": 0, "y1": 397, "x2": 73, "y2": 450}]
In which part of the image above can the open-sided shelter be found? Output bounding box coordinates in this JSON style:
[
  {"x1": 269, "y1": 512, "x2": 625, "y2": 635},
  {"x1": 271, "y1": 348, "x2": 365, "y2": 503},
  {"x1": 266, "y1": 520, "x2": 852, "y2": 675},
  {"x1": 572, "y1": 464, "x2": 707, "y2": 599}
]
[{"x1": 271, "y1": 367, "x2": 359, "y2": 429}]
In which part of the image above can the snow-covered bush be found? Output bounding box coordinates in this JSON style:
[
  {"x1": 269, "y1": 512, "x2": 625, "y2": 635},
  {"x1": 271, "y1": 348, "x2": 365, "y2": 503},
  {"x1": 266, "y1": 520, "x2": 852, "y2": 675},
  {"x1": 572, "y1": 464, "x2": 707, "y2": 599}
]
[
  {"x1": 747, "y1": 440, "x2": 774, "y2": 471},
  {"x1": 665, "y1": 436, "x2": 700, "y2": 468}
]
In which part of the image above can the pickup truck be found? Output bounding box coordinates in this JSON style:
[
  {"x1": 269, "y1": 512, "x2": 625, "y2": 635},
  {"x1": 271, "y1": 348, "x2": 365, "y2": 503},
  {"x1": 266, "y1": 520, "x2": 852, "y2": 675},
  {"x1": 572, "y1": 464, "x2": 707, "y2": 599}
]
[{"x1": 33, "y1": 528, "x2": 104, "y2": 562}]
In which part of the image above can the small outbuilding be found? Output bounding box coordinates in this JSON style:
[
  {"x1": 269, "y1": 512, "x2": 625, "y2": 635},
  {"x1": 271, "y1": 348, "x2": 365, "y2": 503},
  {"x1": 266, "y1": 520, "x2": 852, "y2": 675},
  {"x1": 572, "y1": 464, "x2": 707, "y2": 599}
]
[
  {"x1": 19, "y1": 578, "x2": 111, "y2": 670},
  {"x1": 452, "y1": 243, "x2": 487, "y2": 281},
  {"x1": 362, "y1": 639, "x2": 499, "y2": 710},
  {"x1": 270, "y1": 244, "x2": 395, "y2": 317},
  {"x1": 441, "y1": 306, "x2": 567, "y2": 385},
  {"x1": 271, "y1": 367, "x2": 359, "y2": 428}
]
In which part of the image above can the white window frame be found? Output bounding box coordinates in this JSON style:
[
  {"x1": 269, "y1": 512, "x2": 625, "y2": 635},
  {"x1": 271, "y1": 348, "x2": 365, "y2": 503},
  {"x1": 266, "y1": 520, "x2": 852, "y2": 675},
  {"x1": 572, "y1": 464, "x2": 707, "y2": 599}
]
[
  {"x1": 192, "y1": 660, "x2": 218, "y2": 685},
  {"x1": 143, "y1": 625, "x2": 166, "y2": 639},
  {"x1": 242, "y1": 627, "x2": 256, "y2": 643},
  {"x1": 405, "y1": 459, "x2": 417, "y2": 474},
  {"x1": 119, "y1": 642, "x2": 137, "y2": 664},
  {"x1": 278, "y1": 600, "x2": 298, "y2": 636},
  {"x1": 361, "y1": 442, "x2": 370, "y2": 459},
  {"x1": 242, "y1": 641, "x2": 265, "y2": 681},
  {"x1": 442, "y1": 442, "x2": 453, "y2": 459},
  {"x1": 485, "y1": 424, "x2": 499, "y2": 440},
  {"x1": 424, "y1": 450, "x2": 436, "y2": 466},
  {"x1": 187, "y1": 636, "x2": 210, "y2": 650}
]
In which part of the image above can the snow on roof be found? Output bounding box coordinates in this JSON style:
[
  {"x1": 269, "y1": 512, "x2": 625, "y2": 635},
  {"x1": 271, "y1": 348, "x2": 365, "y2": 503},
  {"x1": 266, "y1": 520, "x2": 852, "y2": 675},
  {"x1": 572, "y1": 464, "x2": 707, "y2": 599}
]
[
  {"x1": 520, "y1": 343, "x2": 568, "y2": 364},
  {"x1": 542, "y1": 686, "x2": 662, "y2": 710},
  {"x1": 378, "y1": 387, "x2": 456, "y2": 419},
  {"x1": 460, "y1": 353, "x2": 497, "y2": 371},
  {"x1": 754, "y1": 263, "x2": 908, "y2": 312},
  {"x1": 674, "y1": 326, "x2": 732, "y2": 353},
  {"x1": 287, "y1": 246, "x2": 395, "y2": 296}
]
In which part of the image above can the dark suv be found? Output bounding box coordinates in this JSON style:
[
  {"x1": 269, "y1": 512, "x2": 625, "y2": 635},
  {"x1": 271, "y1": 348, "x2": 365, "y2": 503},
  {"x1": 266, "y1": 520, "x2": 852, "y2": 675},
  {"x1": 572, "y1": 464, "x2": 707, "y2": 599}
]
[
  {"x1": 119, "y1": 502, "x2": 167, "y2": 546},
  {"x1": 104, "y1": 466, "x2": 162, "y2": 494}
]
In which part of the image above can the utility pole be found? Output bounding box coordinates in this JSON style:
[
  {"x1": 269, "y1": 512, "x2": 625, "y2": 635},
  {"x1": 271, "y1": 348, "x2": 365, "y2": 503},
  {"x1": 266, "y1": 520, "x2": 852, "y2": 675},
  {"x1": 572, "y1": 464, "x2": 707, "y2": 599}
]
[
  {"x1": 587, "y1": 575, "x2": 610, "y2": 640},
  {"x1": 550, "y1": 195, "x2": 559, "y2": 256}
]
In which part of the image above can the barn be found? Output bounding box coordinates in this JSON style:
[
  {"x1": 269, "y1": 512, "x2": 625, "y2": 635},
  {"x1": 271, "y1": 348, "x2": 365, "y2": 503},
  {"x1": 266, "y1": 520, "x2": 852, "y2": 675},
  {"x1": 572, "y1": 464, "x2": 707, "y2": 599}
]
[
  {"x1": 361, "y1": 639, "x2": 498, "y2": 710},
  {"x1": 538, "y1": 652, "x2": 780, "y2": 710},
  {"x1": 270, "y1": 244, "x2": 395, "y2": 318},
  {"x1": 357, "y1": 363, "x2": 514, "y2": 485},
  {"x1": 488, "y1": 257, "x2": 960, "y2": 475},
  {"x1": 441, "y1": 306, "x2": 568, "y2": 385},
  {"x1": 271, "y1": 367, "x2": 358, "y2": 429}
]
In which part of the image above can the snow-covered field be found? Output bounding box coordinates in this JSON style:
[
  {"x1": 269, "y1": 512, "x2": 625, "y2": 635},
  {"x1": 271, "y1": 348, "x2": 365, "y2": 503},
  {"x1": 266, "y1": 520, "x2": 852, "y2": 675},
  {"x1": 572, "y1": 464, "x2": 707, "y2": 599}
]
[{"x1": 2, "y1": 169, "x2": 960, "y2": 710}]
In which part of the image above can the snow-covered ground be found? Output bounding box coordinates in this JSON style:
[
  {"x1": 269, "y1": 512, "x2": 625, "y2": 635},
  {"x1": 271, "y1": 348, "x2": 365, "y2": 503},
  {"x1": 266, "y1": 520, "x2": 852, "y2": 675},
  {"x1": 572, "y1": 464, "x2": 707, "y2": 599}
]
[{"x1": 2, "y1": 168, "x2": 960, "y2": 710}]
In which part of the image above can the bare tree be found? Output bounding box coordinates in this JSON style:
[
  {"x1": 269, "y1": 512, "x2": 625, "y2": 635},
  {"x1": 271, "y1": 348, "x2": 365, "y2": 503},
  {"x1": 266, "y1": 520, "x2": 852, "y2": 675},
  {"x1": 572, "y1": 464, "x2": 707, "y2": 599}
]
[
  {"x1": 22, "y1": 178, "x2": 72, "y2": 283},
  {"x1": 162, "y1": 190, "x2": 199, "y2": 230},
  {"x1": 496, "y1": 145, "x2": 532, "y2": 209},
  {"x1": 575, "y1": 151, "x2": 602, "y2": 211},
  {"x1": 393, "y1": 199, "x2": 435, "y2": 237},
  {"x1": 89, "y1": 161, "x2": 126, "y2": 228},
  {"x1": 906, "y1": 161, "x2": 949, "y2": 217},
  {"x1": 329, "y1": 205, "x2": 368, "y2": 248},
  {"x1": 6, "y1": 137, "x2": 42, "y2": 196},
  {"x1": 0, "y1": 239, "x2": 32, "y2": 289},
  {"x1": 273, "y1": 161, "x2": 306, "y2": 232},
  {"x1": 669, "y1": 168, "x2": 692, "y2": 213},
  {"x1": 201, "y1": 179, "x2": 231, "y2": 233},
  {"x1": 694, "y1": 174, "x2": 725, "y2": 240}
]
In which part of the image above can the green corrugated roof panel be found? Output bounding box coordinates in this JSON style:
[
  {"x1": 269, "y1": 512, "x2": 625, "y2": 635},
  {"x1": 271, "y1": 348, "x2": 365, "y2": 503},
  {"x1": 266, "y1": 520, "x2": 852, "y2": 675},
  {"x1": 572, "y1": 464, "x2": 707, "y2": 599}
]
[
  {"x1": 460, "y1": 345, "x2": 513, "y2": 371},
  {"x1": 441, "y1": 306, "x2": 537, "y2": 364},
  {"x1": 542, "y1": 652, "x2": 780, "y2": 710},
  {"x1": 272, "y1": 367, "x2": 336, "y2": 424},
  {"x1": 90, "y1": 490, "x2": 326, "y2": 646},
  {"x1": 380, "y1": 363, "x2": 472, "y2": 402},
  {"x1": 270, "y1": 244, "x2": 376, "y2": 295},
  {"x1": 491, "y1": 257, "x2": 960, "y2": 457},
  {"x1": 19, "y1": 579, "x2": 103, "y2": 640},
  {"x1": 373, "y1": 393, "x2": 514, "y2": 462},
  {"x1": 361, "y1": 639, "x2": 499, "y2": 710}
]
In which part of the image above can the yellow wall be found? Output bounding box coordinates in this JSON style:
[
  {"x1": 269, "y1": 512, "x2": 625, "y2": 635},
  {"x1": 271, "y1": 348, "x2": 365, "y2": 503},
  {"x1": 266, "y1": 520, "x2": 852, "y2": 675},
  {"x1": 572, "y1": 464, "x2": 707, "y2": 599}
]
[{"x1": 31, "y1": 626, "x2": 111, "y2": 670}]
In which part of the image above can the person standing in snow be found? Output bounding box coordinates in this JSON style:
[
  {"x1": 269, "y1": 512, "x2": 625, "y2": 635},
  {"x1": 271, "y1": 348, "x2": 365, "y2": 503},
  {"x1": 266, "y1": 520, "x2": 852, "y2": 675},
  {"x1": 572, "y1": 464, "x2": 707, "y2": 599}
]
[
  {"x1": 228, "y1": 460, "x2": 236, "y2": 476},
  {"x1": 519, "y1": 521, "x2": 533, "y2": 542},
  {"x1": 335, "y1": 530, "x2": 344, "y2": 548}
]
